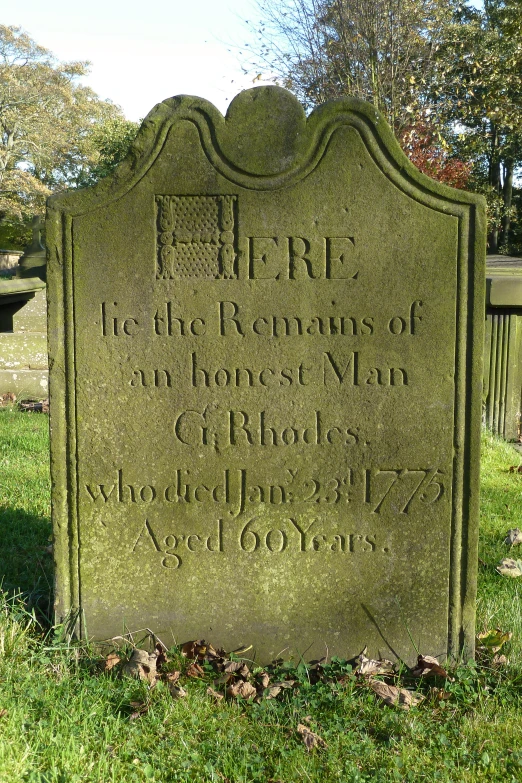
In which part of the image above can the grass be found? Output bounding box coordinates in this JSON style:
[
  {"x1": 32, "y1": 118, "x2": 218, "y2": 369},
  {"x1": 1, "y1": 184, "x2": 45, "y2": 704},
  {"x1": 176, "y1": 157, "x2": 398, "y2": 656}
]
[{"x1": 1, "y1": 411, "x2": 522, "y2": 782}]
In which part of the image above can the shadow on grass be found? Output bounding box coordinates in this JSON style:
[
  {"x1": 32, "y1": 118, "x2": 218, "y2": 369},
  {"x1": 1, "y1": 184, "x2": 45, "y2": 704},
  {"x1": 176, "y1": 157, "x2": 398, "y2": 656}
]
[{"x1": 0, "y1": 505, "x2": 53, "y2": 623}]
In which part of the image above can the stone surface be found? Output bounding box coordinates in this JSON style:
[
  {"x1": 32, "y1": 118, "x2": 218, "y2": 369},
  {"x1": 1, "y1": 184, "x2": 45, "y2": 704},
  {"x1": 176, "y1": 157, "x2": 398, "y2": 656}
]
[
  {"x1": 47, "y1": 87, "x2": 485, "y2": 663},
  {"x1": 0, "y1": 369, "x2": 48, "y2": 397},
  {"x1": 12, "y1": 288, "x2": 47, "y2": 333},
  {"x1": 0, "y1": 278, "x2": 48, "y2": 397},
  {"x1": 484, "y1": 256, "x2": 522, "y2": 439}
]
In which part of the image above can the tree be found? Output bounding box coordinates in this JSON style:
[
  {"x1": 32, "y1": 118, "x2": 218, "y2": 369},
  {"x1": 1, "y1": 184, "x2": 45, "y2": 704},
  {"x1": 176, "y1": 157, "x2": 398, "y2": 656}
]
[
  {"x1": 428, "y1": 0, "x2": 522, "y2": 251},
  {"x1": 0, "y1": 26, "x2": 132, "y2": 247},
  {"x1": 80, "y1": 117, "x2": 139, "y2": 188},
  {"x1": 398, "y1": 121, "x2": 472, "y2": 189},
  {"x1": 243, "y1": 0, "x2": 456, "y2": 130}
]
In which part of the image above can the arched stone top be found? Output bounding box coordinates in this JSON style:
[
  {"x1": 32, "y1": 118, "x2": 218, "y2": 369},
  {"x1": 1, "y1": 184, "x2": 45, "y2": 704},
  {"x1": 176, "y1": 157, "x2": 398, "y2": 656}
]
[{"x1": 49, "y1": 86, "x2": 484, "y2": 218}]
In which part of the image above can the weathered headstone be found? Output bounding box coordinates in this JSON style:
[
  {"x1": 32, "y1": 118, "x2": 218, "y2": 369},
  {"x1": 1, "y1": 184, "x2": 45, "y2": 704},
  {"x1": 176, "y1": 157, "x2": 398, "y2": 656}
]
[{"x1": 47, "y1": 87, "x2": 485, "y2": 663}]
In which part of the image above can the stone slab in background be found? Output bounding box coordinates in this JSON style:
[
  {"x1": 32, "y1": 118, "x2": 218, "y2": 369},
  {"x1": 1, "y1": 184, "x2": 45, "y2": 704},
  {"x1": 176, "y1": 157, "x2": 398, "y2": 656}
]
[
  {"x1": 47, "y1": 87, "x2": 486, "y2": 664},
  {"x1": 0, "y1": 332, "x2": 48, "y2": 369},
  {"x1": 484, "y1": 255, "x2": 522, "y2": 440},
  {"x1": 12, "y1": 287, "x2": 47, "y2": 333},
  {"x1": 0, "y1": 277, "x2": 48, "y2": 398},
  {"x1": 0, "y1": 369, "x2": 48, "y2": 398}
]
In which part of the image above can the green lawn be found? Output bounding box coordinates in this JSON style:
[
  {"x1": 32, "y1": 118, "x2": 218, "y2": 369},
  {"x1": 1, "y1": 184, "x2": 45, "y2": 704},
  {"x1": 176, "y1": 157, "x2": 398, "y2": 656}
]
[{"x1": 1, "y1": 411, "x2": 522, "y2": 783}]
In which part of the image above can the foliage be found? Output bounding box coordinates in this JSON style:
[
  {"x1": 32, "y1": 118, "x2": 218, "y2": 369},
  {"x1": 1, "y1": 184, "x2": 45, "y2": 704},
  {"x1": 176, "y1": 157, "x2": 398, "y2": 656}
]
[
  {"x1": 243, "y1": 0, "x2": 522, "y2": 252},
  {"x1": 80, "y1": 117, "x2": 139, "y2": 188},
  {"x1": 0, "y1": 25, "x2": 130, "y2": 245},
  {"x1": 398, "y1": 121, "x2": 472, "y2": 189},
  {"x1": 243, "y1": 0, "x2": 456, "y2": 130},
  {"x1": 429, "y1": 0, "x2": 522, "y2": 250}
]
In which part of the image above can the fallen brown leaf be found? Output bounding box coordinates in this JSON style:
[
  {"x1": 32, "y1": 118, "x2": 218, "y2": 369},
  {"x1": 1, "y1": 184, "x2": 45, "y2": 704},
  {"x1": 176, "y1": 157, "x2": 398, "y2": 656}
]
[
  {"x1": 186, "y1": 662, "x2": 205, "y2": 678},
  {"x1": 492, "y1": 654, "x2": 509, "y2": 666},
  {"x1": 259, "y1": 672, "x2": 270, "y2": 689},
  {"x1": 103, "y1": 652, "x2": 121, "y2": 672},
  {"x1": 165, "y1": 670, "x2": 181, "y2": 684},
  {"x1": 181, "y1": 639, "x2": 203, "y2": 658},
  {"x1": 169, "y1": 684, "x2": 187, "y2": 699},
  {"x1": 223, "y1": 660, "x2": 244, "y2": 674},
  {"x1": 411, "y1": 654, "x2": 450, "y2": 679},
  {"x1": 226, "y1": 680, "x2": 257, "y2": 699},
  {"x1": 263, "y1": 685, "x2": 282, "y2": 699},
  {"x1": 181, "y1": 639, "x2": 221, "y2": 661},
  {"x1": 207, "y1": 686, "x2": 224, "y2": 701},
  {"x1": 123, "y1": 649, "x2": 157, "y2": 683},
  {"x1": 297, "y1": 724, "x2": 327, "y2": 751},
  {"x1": 370, "y1": 680, "x2": 423, "y2": 710},
  {"x1": 272, "y1": 680, "x2": 295, "y2": 689},
  {"x1": 154, "y1": 642, "x2": 168, "y2": 669},
  {"x1": 0, "y1": 709, "x2": 7, "y2": 718},
  {"x1": 356, "y1": 648, "x2": 395, "y2": 677}
]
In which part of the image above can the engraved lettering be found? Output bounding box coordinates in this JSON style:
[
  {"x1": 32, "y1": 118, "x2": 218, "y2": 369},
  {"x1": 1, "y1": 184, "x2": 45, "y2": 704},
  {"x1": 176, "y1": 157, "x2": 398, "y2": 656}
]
[
  {"x1": 326, "y1": 237, "x2": 358, "y2": 279},
  {"x1": 219, "y1": 301, "x2": 244, "y2": 336},
  {"x1": 100, "y1": 302, "x2": 140, "y2": 337},
  {"x1": 130, "y1": 369, "x2": 173, "y2": 388},
  {"x1": 323, "y1": 351, "x2": 359, "y2": 385}
]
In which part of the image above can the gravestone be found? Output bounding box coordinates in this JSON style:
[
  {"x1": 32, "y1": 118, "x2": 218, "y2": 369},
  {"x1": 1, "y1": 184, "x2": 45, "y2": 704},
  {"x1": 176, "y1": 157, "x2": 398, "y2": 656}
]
[{"x1": 47, "y1": 87, "x2": 485, "y2": 663}]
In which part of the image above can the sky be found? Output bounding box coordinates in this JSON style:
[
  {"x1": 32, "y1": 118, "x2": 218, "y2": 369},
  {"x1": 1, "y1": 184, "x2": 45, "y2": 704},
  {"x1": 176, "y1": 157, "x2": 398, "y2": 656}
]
[{"x1": 4, "y1": 0, "x2": 272, "y2": 121}]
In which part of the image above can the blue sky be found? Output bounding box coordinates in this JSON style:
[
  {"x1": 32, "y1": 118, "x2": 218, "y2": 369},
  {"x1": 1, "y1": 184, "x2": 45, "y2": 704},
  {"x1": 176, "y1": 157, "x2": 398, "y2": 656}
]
[{"x1": 5, "y1": 0, "x2": 268, "y2": 120}]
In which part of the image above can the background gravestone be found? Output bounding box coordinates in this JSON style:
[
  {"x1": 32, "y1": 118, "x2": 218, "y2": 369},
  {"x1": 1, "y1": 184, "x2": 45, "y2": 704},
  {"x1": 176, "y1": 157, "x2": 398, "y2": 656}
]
[{"x1": 47, "y1": 87, "x2": 485, "y2": 663}]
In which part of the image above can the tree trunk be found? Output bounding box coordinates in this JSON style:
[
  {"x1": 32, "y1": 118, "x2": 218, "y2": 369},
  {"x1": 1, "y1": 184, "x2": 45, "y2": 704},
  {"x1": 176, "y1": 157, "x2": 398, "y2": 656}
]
[
  {"x1": 500, "y1": 159, "x2": 514, "y2": 252},
  {"x1": 488, "y1": 124, "x2": 500, "y2": 253}
]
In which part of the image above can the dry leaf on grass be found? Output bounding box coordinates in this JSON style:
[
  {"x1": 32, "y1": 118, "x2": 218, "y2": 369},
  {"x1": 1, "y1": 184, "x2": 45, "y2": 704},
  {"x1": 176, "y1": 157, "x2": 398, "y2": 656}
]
[
  {"x1": 297, "y1": 724, "x2": 327, "y2": 751},
  {"x1": 186, "y1": 662, "x2": 205, "y2": 678},
  {"x1": 207, "y1": 687, "x2": 224, "y2": 701},
  {"x1": 504, "y1": 528, "x2": 522, "y2": 547},
  {"x1": 0, "y1": 709, "x2": 7, "y2": 718},
  {"x1": 411, "y1": 654, "x2": 451, "y2": 679},
  {"x1": 496, "y1": 558, "x2": 522, "y2": 577},
  {"x1": 263, "y1": 686, "x2": 282, "y2": 699},
  {"x1": 370, "y1": 680, "x2": 424, "y2": 710},
  {"x1": 223, "y1": 660, "x2": 245, "y2": 674},
  {"x1": 154, "y1": 642, "x2": 168, "y2": 669},
  {"x1": 356, "y1": 647, "x2": 395, "y2": 677},
  {"x1": 169, "y1": 684, "x2": 187, "y2": 699},
  {"x1": 181, "y1": 639, "x2": 222, "y2": 660},
  {"x1": 102, "y1": 653, "x2": 121, "y2": 672},
  {"x1": 123, "y1": 649, "x2": 157, "y2": 683},
  {"x1": 226, "y1": 680, "x2": 257, "y2": 699},
  {"x1": 165, "y1": 670, "x2": 181, "y2": 684},
  {"x1": 509, "y1": 465, "x2": 522, "y2": 473},
  {"x1": 492, "y1": 654, "x2": 509, "y2": 666},
  {"x1": 259, "y1": 672, "x2": 270, "y2": 689},
  {"x1": 272, "y1": 680, "x2": 295, "y2": 689}
]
